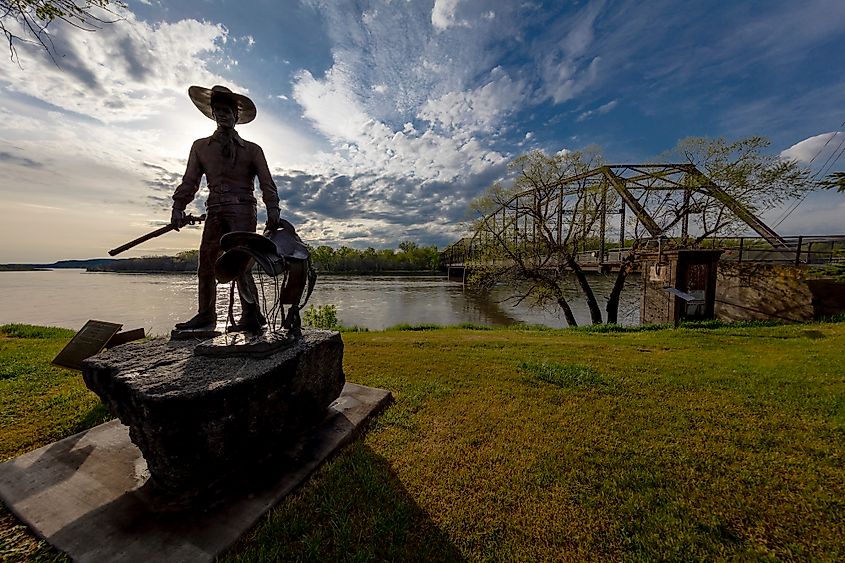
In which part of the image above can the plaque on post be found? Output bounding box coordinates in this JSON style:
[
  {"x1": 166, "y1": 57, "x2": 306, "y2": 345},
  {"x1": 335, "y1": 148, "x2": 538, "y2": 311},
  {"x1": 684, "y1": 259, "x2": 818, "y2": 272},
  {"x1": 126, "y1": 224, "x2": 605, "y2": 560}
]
[{"x1": 52, "y1": 320, "x2": 123, "y2": 370}]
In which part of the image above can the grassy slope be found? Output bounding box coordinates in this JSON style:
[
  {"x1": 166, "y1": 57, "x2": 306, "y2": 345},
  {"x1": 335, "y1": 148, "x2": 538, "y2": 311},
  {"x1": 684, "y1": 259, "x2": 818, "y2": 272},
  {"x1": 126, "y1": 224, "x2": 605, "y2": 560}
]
[{"x1": 1, "y1": 323, "x2": 844, "y2": 561}]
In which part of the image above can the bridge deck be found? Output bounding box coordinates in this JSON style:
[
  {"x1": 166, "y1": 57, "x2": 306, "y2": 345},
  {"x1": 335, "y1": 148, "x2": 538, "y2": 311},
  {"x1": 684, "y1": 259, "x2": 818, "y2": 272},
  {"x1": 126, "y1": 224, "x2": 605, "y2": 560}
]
[{"x1": 441, "y1": 235, "x2": 845, "y2": 280}]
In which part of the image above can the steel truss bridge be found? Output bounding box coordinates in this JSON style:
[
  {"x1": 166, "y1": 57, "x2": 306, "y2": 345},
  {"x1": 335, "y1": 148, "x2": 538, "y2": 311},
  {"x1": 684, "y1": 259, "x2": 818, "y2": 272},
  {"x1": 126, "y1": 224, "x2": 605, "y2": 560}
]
[{"x1": 442, "y1": 163, "x2": 845, "y2": 276}]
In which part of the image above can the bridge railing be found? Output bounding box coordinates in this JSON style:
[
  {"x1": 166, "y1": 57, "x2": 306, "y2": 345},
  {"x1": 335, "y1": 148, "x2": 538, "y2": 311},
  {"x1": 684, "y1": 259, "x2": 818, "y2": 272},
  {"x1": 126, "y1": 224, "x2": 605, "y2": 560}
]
[
  {"x1": 706, "y1": 235, "x2": 845, "y2": 266},
  {"x1": 441, "y1": 235, "x2": 845, "y2": 269}
]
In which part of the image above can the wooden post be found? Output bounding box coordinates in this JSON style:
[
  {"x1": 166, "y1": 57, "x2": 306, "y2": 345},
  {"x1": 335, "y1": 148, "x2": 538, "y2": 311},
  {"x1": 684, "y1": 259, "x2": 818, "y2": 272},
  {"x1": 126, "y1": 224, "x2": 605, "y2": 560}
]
[{"x1": 795, "y1": 236, "x2": 803, "y2": 266}]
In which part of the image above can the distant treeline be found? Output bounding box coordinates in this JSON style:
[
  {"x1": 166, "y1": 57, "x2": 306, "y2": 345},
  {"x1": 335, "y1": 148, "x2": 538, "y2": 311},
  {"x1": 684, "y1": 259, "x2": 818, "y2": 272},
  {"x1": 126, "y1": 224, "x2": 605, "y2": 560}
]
[
  {"x1": 0, "y1": 259, "x2": 116, "y2": 270},
  {"x1": 87, "y1": 242, "x2": 441, "y2": 274},
  {"x1": 311, "y1": 242, "x2": 439, "y2": 273},
  {"x1": 88, "y1": 251, "x2": 198, "y2": 272},
  {"x1": 0, "y1": 265, "x2": 47, "y2": 271}
]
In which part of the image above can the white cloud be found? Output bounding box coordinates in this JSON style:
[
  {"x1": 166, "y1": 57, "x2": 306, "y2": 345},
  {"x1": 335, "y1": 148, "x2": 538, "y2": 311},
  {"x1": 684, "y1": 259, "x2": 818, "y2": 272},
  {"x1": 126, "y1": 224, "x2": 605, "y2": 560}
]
[
  {"x1": 431, "y1": 0, "x2": 467, "y2": 31},
  {"x1": 780, "y1": 132, "x2": 845, "y2": 165},
  {"x1": 418, "y1": 67, "x2": 528, "y2": 138},
  {"x1": 289, "y1": 3, "x2": 520, "y2": 194},
  {"x1": 286, "y1": 0, "x2": 610, "y2": 245},
  {"x1": 293, "y1": 68, "x2": 373, "y2": 143},
  {"x1": 0, "y1": 11, "x2": 234, "y2": 123},
  {"x1": 543, "y1": 55, "x2": 601, "y2": 105},
  {"x1": 516, "y1": 131, "x2": 536, "y2": 148},
  {"x1": 535, "y1": 1, "x2": 606, "y2": 105},
  {"x1": 292, "y1": 69, "x2": 506, "y2": 183},
  {"x1": 576, "y1": 99, "x2": 618, "y2": 122}
]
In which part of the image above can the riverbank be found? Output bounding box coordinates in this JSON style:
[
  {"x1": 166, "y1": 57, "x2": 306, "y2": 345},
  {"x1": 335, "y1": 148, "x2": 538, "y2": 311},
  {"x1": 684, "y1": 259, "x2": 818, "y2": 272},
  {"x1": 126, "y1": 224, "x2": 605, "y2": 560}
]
[{"x1": 2, "y1": 321, "x2": 843, "y2": 560}]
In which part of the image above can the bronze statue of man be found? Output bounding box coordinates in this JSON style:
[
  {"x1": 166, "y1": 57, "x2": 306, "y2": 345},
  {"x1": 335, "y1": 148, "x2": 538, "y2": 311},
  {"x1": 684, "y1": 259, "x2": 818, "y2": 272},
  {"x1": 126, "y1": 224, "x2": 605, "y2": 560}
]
[{"x1": 170, "y1": 85, "x2": 281, "y2": 332}]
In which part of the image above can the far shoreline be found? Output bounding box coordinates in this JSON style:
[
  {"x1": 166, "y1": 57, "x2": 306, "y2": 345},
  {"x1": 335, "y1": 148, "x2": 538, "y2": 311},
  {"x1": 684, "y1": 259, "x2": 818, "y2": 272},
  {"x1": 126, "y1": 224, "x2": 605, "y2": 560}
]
[{"x1": 83, "y1": 269, "x2": 446, "y2": 276}]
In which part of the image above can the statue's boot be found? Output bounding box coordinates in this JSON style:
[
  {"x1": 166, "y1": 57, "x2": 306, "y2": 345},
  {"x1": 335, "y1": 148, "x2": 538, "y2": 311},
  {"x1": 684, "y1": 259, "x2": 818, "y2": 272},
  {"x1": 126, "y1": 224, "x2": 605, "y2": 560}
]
[
  {"x1": 284, "y1": 306, "x2": 302, "y2": 338},
  {"x1": 226, "y1": 271, "x2": 265, "y2": 333},
  {"x1": 175, "y1": 275, "x2": 217, "y2": 330}
]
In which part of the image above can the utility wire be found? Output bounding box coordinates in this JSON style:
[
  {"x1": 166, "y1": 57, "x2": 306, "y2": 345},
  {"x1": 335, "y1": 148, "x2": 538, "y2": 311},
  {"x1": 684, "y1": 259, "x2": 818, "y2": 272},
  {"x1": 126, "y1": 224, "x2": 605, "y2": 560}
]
[
  {"x1": 773, "y1": 122, "x2": 845, "y2": 228},
  {"x1": 807, "y1": 127, "x2": 843, "y2": 166},
  {"x1": 815, "y1": 133, "x2": 845, "y2": 181},
  {"x1": 776, "y1": 134, "x2": 845, "y2": 228}
]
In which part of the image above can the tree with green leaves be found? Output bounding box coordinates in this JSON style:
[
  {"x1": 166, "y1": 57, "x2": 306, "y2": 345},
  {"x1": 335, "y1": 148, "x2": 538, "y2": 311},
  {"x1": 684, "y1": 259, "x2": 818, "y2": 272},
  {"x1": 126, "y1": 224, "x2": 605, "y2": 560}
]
[
  {"x1": 305, "y1": 242, "x2": 440, "y2": 273},
  {"x1": 820, "y1": 172, "x2": 845, "y2": 193},
  {"x1": 669, "y1": 136, "x2": 812, "y2": 240},
  {"x1": 1, "y1": 0, "x2": 123, "y2": 65},
  {"x1": 467, "y1": 148, "x2": 606, "y2": 326}
]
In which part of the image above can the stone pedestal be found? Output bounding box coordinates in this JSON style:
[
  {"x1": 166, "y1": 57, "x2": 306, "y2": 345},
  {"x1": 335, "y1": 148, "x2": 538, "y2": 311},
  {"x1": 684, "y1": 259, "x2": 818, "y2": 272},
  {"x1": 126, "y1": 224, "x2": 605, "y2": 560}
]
[{"x1": 81, "y1": 329, "x2": 345, "y2": 499}]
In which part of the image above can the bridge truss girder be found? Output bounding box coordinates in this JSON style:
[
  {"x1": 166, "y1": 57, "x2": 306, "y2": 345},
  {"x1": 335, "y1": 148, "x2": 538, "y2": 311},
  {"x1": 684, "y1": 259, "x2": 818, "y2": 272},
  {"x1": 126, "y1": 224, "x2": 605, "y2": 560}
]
[{"x1": 471, "y1": 163, "x2": 787, "y2": 257}]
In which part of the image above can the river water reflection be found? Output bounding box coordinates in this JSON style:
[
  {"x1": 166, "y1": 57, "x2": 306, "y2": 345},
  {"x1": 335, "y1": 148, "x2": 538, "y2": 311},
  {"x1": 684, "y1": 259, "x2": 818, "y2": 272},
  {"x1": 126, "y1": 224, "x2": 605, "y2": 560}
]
[{"x1": 0, "y1": 269, "x2": 641, "y2": 336}]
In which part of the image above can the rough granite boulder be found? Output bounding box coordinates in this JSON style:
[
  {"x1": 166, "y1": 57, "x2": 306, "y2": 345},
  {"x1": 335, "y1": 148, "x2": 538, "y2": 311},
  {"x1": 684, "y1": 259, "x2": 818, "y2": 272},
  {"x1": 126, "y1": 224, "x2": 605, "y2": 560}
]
[{"x1": 81, "y1": 329, "x2": 345, "y2": 497}]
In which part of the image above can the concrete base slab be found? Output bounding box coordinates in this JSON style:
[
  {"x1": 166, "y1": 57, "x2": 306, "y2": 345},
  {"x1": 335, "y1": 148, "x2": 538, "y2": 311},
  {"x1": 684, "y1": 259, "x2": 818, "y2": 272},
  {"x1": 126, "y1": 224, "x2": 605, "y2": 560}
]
[
  {"x1": 169, "y1": 325, "x2": 223, "y2": 341},
  {"x1": 194, "y1": 329, "x2": 297, "y2": 358},
  {"x1": 0, "y1": 383, "x2": 392, "y2": 563}
]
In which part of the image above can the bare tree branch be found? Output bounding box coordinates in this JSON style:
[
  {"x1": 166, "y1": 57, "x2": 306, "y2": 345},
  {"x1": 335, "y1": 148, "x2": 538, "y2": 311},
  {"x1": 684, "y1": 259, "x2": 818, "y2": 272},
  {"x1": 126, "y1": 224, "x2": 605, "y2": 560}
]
[{"x1": 0, "y1": 0, "x2": 125, "y2": 66}]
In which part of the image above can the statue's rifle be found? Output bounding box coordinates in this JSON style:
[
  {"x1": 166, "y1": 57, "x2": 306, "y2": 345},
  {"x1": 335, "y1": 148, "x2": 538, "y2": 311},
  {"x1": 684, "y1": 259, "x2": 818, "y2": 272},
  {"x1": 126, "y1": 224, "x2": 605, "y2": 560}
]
[{"x1": 108, "y1": 214, "x2": 206, "y2": 256}]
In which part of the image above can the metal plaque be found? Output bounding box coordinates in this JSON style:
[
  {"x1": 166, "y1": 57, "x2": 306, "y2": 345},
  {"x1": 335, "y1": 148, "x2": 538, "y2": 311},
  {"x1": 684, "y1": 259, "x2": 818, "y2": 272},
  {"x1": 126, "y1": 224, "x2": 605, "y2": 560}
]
[
  {"x1": 105, "y1": 328, "x2": 145, "y2": 349},
  {"x1": 663, "y1": 287, "x2": 699, "y2": 302},
  {"x1": 52, "y1": 320, "x2": 123, "y2": 371}
]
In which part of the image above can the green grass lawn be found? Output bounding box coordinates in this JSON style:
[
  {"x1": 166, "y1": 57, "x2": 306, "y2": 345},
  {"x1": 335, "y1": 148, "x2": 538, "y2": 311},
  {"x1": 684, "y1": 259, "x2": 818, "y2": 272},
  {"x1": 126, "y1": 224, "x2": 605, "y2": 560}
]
[{"x1": 2, "y1": 321, "x2": 844, "y2": 561}]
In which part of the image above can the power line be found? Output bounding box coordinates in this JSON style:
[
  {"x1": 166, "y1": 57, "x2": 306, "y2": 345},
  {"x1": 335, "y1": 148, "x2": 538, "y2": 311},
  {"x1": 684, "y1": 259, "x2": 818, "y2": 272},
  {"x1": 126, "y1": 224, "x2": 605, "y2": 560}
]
[
  {"x1": 772, "y1": 121, "x2": 845, "y2": 228},
  {"x1": 773, "y1": 131, "x2": 845, "y2": 229},
  {"x1": 815, "y1": 132, "x2": 845, "y2": 181},
  {"x1": 807, "y1": 123, "x2": 845, "y2": 166}
]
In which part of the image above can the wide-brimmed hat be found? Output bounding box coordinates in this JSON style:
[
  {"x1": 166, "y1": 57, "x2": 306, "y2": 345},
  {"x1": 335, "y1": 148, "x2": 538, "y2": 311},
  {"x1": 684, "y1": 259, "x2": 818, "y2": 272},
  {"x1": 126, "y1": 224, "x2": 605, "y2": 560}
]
[{"x1": 188, "y1": 85, "x2": 257, "y2": 124}]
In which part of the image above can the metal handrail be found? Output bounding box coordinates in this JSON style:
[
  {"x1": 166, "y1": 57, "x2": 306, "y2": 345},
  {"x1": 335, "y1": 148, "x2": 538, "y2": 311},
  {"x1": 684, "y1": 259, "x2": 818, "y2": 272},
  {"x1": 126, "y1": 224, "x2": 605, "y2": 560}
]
[{"x1": 442, "y1": 234, "x2": 845, "y2": 269}]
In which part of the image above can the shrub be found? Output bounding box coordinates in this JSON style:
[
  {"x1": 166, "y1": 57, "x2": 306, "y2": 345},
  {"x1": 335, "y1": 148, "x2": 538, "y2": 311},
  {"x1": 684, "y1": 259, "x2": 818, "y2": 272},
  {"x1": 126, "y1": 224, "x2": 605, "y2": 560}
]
[{"x1": 302, "y1": 304, "x2": 340, "y2": 330}]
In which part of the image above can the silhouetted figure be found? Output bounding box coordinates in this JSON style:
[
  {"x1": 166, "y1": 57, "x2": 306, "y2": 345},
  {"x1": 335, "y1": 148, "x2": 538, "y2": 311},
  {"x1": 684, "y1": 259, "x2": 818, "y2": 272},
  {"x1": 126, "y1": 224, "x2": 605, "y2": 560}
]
[{"x1": 170, "y1": 85, "x2": 281, "y2": 332}]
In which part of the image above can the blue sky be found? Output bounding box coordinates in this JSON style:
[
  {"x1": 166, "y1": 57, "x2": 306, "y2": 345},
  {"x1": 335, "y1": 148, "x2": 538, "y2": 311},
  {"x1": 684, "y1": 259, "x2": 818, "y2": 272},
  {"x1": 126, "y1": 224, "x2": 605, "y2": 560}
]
[{"x1": 0, "y1": 0, "x2": 843, "y2": 261}]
